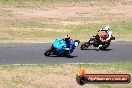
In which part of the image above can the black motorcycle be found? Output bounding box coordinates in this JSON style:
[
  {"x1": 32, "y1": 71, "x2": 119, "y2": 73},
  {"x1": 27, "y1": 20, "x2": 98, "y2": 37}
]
[{"x1": 80, "y1": 34, "x2": 115, "y2": 50}]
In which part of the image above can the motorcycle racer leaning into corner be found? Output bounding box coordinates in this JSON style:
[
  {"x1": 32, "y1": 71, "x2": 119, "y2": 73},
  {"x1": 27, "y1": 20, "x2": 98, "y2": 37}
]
[
  {"x1": 50, "y1": 35, "x2": 71, "y2": 53},
  {"x1": 96, "y1": 25, "x2": 112, "y2": 50}
]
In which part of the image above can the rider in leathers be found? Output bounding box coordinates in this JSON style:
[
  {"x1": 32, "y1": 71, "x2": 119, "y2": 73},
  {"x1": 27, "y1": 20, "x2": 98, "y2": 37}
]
[
  {"x1": 97, "y1": 26, "x2": 112, "y2": 50},
  {"x1": 51, "y1": 35, "x2": 71, "y2": 53}
]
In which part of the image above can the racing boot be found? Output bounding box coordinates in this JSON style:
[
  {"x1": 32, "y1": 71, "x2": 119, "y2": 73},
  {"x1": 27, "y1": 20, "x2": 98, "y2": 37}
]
[{"x1": 96, "y1": 44, "x2": 102, "y2": 51}]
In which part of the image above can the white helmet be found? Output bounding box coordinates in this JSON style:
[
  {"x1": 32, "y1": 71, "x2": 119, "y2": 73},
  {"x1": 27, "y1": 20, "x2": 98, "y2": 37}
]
[{"x1": 104, "y1": 26, "x2": 111, "y2": 31}]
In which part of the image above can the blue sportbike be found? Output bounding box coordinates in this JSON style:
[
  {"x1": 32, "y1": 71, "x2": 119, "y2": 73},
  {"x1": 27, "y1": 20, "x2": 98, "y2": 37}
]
[{"x1": 44, "y1": 38, "x2": 80, "y2": 57}]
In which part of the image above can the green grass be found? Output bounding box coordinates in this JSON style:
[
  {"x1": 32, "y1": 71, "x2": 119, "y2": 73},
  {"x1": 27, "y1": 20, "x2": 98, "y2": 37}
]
[
  {"x1": 0, "y1": 1, "x2": 132, "y2": 42},
  {"x1": 0, "y1": 20, "x2": 132, "y2": 42},
  {"x1": 1, "y1": 63, "x2": 132, "y2": 73},
  {"x1": 1, "y1": 63, "x2": 132, "y2": 74},
  {"x1": 99, "y1": 84, "x2": 132, "y2": 88},
  {"x1": 3, "y1": 20, "x2": 132, "y2": 41},
  {"x1": 77, "y1": 63, "x2": 132, "y2": 72},
  {"x1": 99, "y1": 85, "x2": 112, "y2": 88}
]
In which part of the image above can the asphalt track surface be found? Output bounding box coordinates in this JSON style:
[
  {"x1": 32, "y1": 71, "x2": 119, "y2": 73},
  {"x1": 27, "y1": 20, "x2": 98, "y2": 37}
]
[{"x1": 0, "y1": 41, "x2": 132, "y2": 64}]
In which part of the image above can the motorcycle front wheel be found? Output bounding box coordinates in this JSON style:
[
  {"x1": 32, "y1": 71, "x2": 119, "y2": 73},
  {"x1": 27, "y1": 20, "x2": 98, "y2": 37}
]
[
  {"x1": 80, "y1": 42, "x2": 91, "y2": 50},
  {"x1": 44, "y1": 48, "x2": 52, "y2": 56}
]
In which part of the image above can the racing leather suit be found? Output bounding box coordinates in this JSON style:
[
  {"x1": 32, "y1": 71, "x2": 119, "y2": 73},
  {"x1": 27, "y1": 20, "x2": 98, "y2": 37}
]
[
  {"x1": 99, "y1": 28, "x2": 112, "y2": 42},
  {"x1": 96, "y1": 28, "x2": 112, "y2": 50},
  {"x1": 64, "y1": 38, "x2": 71, "y2": 48}
]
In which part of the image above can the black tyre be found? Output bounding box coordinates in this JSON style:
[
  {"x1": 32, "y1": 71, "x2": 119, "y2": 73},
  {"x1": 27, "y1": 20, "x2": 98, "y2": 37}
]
[
  {"x1": 44, "y1": 48, "x2": 51, "y2": 56},
  {"x1": 62, "y1": 50, "x2": 68, "y2": 57},
  {"x1": 76, "y1": 75, "x2": 87, "y2": 85},
  {"x1": 80, "y1": 42, "x2": 91, "y2": 50}
]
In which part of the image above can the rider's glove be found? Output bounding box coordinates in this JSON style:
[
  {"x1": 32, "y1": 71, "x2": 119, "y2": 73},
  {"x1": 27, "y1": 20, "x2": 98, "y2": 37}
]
[{"x1": 65, "y1": 48, "x2": 70, "y2": 50}]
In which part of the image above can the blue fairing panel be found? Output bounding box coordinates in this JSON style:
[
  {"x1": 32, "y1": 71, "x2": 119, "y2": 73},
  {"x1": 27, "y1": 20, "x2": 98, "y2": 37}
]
[
  {"x1": 52, "y1": 38, "x2": 76, "y2": 55},
  {"x1": 53, "y1": 38, "x2": 67, "y2": 49}
]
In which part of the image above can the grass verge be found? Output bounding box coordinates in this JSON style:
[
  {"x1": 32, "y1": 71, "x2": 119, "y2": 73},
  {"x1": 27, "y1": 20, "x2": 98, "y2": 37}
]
[
  {"x1": 0, "y1": 21, "x2": 132, "y2": 42},
  {"x1": 0, "y1": 63, "x2": 132, "y2": 88},
  {"x1": 0, "y1": 1, "x2": 132, "y2": 42}
]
